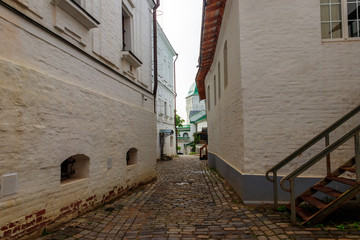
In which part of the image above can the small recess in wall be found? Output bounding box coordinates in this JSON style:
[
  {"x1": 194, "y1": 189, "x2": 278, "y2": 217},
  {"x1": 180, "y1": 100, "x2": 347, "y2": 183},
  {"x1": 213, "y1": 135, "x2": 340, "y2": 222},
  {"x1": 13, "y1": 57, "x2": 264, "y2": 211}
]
[
  {"x1": 1, "y1": 172, "x2": 18, "y2": 197},
  {"x1": 107, "y1": 157, "x2": 113, "y2": 170}
]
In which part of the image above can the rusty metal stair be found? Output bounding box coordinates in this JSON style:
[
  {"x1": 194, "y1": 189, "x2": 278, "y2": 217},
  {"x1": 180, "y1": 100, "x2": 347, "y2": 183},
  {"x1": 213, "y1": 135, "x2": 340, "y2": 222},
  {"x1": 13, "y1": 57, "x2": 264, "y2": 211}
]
[
  {"x1": 266, "y1": 105, "x2": 360, "y2": 225},
  {"x1": 290, "y1": 157, "x2": 360, "y2": 225}
]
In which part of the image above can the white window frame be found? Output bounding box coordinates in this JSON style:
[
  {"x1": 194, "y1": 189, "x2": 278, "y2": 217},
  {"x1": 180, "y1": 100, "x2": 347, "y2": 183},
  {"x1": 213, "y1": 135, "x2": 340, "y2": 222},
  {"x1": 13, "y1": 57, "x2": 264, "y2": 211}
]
[
  {"x1": 321, "y1": 0, "x2": 360, "y2": 41},
  {"x1": 122, "y1": 6, "x2": 133, "y2": 51},
  {"x1": 52, "y1": 0, "x2": 99, "y2": 30}
]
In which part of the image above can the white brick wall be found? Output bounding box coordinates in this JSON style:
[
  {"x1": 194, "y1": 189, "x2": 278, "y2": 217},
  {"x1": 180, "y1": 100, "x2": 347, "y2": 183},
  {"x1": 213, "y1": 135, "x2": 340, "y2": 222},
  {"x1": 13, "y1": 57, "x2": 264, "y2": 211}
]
[
  {"x1": 0, "y1": 0, "x2": 156, "y2": 238},
  {"x1": 205, "y1": 0, "x2": 360, "y2": 177},
  {"x1": 156, "y1": 23, "x2": 176, "y2": 159}
]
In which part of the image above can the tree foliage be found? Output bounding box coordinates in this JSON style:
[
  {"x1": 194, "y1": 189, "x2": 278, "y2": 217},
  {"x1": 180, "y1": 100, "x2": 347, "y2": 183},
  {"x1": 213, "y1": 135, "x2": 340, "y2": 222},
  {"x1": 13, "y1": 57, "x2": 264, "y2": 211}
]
[{"x1": 176, "y1": 114, "x2": 185, "y2": 128}]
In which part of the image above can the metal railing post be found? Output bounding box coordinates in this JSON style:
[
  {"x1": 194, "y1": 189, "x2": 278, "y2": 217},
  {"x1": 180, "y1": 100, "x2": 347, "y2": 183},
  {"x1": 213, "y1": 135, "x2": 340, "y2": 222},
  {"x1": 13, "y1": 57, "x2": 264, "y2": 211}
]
[
  {"x1": 325, "y1": 133, "x2": 331, "y2": 175},
  {"x1": 355, "y1": 132, "x2": 360, "y2": 183},
  {"x1": 273, "y1": 171, "x2": 278, "y2": 207},
  {"x1": 290, "y1": 179, "x2": 296, "y2": 225}
]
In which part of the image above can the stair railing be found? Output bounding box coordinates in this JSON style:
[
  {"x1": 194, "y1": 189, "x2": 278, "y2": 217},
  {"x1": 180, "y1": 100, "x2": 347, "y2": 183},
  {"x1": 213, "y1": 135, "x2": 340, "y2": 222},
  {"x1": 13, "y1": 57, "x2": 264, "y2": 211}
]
[
  {"x1": 281, "y1": 124, "x2": 360, "y2": 224},
  {"x1": 200, "y1": 144, "x2": 208, "y2": 160},
  {"x1": 265, "y1": 105, "x2": 360, "y2": 207}
]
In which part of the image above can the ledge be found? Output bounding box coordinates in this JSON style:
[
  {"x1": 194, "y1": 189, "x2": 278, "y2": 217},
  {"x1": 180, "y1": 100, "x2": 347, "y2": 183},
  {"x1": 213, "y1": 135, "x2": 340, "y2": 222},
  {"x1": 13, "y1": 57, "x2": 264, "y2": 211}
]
[
  {"x1": 60, "y1": 177, "x2": 88, "y2": 186},
  {"x1": 178, "y1": 137, "x2": 190, "y2": 140},
  {"x1": 121, "y1": 50, "x2": 142, "y2": 68},
  {"x1": 52, "y1": 0, "x2": 99, "y2": 29}
]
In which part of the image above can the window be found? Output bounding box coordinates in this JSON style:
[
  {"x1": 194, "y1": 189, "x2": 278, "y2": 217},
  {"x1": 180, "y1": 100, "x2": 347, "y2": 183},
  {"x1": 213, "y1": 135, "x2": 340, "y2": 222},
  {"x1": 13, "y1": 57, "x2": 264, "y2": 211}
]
[
  {"x1": 126, "y1": 148, "x2": 138, "y2": 166},
  {"x1": 53, "y1": 0, "x2": 99, "y2": 30},
  {"x1": 170, "y1": 136, "x2": 174, "y2": 147},
  {"x1": 213, "y1": 76, "x2": 217, "y2": 106},
  {"x1": 61, "y1": 154, "x2": 89, "y2": 184},
  {"x1": 218, "y1": 62, "x2": 221, "y2": 99},
  {"x1": 164, "y1": 101, "x2": 168, "y2": 116},
  {"x1": 122, "y1": 7, "x2": 132, "y2": 51},
  {"x1": 169, "y1": 103, "x2": 173, "y2": 118},
  {"x1": 207, "y1": 85, "x2": 211, "y2": 111},
  {"x1": 347, "y1": 0, "x2": 360, "y2": 37},
  {"x1": 321, "y1": 0, "x2": 360, "y2": 39},
  {"x1": 224, "y1": 41, "x2": 228, "y2": 88}
]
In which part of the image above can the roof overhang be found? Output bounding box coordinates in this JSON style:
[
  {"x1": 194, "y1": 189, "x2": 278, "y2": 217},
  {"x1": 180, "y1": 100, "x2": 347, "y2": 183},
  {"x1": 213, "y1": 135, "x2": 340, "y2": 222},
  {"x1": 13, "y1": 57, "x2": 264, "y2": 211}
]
[
  {"x1": 195, "y1": 0, "x2": 226, "y2": 100},
  {"x1": 160, "y1": 129, "x2": 174, "y2": 134}
]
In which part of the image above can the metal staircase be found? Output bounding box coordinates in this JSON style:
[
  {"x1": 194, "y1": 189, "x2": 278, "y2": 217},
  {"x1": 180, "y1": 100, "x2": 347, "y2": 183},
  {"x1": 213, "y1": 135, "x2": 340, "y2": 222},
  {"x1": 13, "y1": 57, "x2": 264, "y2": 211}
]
[{"x1": 266, "y1": 105, "x2": 360, "y2": 225}]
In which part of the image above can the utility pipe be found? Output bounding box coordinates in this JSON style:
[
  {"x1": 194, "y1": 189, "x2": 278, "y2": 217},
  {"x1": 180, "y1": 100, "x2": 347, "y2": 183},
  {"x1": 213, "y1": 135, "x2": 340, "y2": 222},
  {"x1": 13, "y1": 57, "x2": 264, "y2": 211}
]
[
  {"x1": 153, "y1": 0, "x2": 160, "y2": 113},
  {"x1": 173, "y1": 53, "x2": 179, "y2": 153}
]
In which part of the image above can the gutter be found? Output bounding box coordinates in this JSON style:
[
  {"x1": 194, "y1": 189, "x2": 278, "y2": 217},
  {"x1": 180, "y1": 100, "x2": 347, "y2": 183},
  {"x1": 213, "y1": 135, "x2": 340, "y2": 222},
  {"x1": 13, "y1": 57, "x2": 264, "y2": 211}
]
[
  {"x1": 173, "y1": 53, "x2": 179, "y2": 153},
  {"x1": 152, "y1": 0, "x2": 160, "y2": 113}
]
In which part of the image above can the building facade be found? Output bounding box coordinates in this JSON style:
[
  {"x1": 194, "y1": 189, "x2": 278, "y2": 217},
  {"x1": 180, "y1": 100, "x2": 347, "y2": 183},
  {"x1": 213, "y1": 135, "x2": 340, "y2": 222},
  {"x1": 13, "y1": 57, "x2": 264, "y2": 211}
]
[
  {"x1": 196, "y1": 0, "x2": 360, "y2": 203},
  {"x1": 177, "y1": 83, "x2": 207, "y2": 154},
  {"x1": 0, "y1": 0, "x2": 156, "y2": 239},
  {"x1": 155, "y1": 22, "x2": 176, "y2": 160}
]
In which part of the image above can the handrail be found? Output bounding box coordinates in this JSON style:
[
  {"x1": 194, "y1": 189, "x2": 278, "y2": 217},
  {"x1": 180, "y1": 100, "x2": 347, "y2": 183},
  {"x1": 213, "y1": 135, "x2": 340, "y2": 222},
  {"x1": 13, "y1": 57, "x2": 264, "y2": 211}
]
[
  {"x1": 280, "y1": 124, "x2": 360, "y2": 192},
  {"x1": 265, "y1": 104, "x2": 360, "y2": 206},
  {"x1": 266, "y1": 105, "x2": 360, "y2": 182},
  {"x1": 200, "y1": 144, "x2": 208, "y2": 160}
]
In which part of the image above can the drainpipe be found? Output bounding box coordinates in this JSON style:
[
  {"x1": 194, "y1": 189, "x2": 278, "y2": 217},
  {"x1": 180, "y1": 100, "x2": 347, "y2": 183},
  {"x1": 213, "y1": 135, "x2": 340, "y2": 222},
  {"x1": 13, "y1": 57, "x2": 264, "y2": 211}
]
[
  {"x1": 153, "y1": 0, "x2": 160, "y2": 113},
  {"x1": 173, "y1": 53, "x2": 179, "y2": 153}
]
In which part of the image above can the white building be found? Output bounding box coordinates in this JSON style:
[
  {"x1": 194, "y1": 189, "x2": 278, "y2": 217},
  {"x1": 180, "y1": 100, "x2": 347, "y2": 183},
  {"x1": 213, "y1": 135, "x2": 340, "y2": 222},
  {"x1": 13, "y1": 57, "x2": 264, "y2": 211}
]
[
  {"x1": 186, "y1": 82, "x2": 206, "y2": 124},
  {"x1": 177, "y1": 83, "x2": 207, "y2": 154},
  {"x1": 196, "y1": 0, "x2": 360, "y2": 204},
  {"x1": 155, "y1": 22, "x2": 177, "y2": 160},
  {"x1": 0, "y1": 0, "x2": 156, "y2": 239}
]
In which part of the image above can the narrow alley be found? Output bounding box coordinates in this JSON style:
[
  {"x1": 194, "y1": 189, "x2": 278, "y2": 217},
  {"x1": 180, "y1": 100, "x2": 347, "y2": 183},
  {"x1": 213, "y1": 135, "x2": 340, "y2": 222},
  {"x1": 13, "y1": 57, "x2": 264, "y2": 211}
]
[{"x1": 39, "y1": 156, "x2": 360, "y2": 240}]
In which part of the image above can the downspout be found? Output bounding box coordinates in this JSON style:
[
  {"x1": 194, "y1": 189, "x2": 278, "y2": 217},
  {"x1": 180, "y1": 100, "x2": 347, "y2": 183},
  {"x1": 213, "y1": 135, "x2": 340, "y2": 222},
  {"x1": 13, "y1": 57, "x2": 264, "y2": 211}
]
[
  {"x1": 153, "y1": 0, "x2": 160, "y2": 113},
  {"x1": 173, "y1": 53, "x2": 179, "y2": 153}
]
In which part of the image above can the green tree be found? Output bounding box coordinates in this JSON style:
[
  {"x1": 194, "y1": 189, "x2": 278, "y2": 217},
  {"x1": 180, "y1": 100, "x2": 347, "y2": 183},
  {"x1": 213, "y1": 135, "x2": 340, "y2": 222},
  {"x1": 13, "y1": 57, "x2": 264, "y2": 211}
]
[{"x1": 176, "y1": 114, "x2": 185, "y2": 128}]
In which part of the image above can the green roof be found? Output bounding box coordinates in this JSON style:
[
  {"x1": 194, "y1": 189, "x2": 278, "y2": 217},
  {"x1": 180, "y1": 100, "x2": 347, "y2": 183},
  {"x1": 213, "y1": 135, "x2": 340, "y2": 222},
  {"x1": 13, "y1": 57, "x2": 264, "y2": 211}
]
[
  {"x1": 177, "y1": 124, "x2": 190, "y2": 131},
  {"x1": 178, "y1": 137, "x2": 190, "y2": 140},
  {"x1": 189, "y1": 110, "x2": 206, "y2": 124},
  {"x1": 186, "y1": 82, "x2": 199, "y2": 98}
]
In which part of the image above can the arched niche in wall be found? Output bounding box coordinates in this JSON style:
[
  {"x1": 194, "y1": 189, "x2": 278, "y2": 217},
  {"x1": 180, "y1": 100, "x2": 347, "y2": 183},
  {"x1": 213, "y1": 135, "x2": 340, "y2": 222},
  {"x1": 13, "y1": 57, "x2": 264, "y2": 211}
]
[
  {"x1": 61, "y1": 154, "x2": 90, "y2": 184},
  {"x1": 126, "y1": 148, "x2": 138, "y2": 166}
]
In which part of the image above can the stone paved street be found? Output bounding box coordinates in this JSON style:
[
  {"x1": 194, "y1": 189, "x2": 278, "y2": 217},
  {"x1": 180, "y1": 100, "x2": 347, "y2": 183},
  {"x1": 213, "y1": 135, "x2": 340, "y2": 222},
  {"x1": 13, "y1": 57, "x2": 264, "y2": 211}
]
[{"x1": 39, "y1": 156, "x2": 360, "y2": 240}]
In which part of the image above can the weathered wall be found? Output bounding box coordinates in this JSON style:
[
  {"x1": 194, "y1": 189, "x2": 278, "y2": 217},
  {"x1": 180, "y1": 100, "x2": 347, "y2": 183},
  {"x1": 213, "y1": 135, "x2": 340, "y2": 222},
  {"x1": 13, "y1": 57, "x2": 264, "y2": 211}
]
[
  {"x1": 156, "y1": 119, "x2": 176, "y2": 158},
  {"x1": 204, "y1": 0, "x2": 359, "y2": 202},
  {"x1": 238, "y1": 0, "x2": 360, "y2": 176},
  {"x1": 0, "y1": 60, "x2": 156, "y2": 239},
  {"x1": 205, "y1": 0, "x2": 244, "y2": 173},
  {"x1": 156, "y1": 23, "x2": 176, "y2": 159},
  {"x1": 0, "y1": 0, "x2": 156, "y2": 239}
]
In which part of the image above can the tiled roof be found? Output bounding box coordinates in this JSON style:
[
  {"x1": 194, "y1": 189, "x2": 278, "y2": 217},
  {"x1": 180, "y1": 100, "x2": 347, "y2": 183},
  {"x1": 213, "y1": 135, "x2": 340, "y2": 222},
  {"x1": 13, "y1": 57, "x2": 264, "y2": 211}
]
[{"x1": 195, "y1": 0, "x2": 226, "y2": 100}]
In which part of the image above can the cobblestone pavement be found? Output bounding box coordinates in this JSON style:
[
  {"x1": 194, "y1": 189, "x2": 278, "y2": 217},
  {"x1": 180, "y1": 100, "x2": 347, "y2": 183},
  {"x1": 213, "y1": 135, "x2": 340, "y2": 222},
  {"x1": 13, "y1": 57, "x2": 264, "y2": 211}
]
[{"x1": 39, "y1": 156, "x2": 360, "y2": 240}]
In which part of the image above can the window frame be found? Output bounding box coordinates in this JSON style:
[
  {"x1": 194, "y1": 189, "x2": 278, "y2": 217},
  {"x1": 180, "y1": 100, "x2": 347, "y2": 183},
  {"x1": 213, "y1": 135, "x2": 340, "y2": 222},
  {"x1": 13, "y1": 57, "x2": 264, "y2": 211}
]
[
  {"x1": 223, "y1": 41, "x2": 228, "y2": 88},
  {"x1": 53, "y1": 0, "x2": 99, "y2": 30},
  {"x1": 321, "y1": 0, "x2": 360, "y2": 41},
  {"x1": 122, "y1": 7, "x2": 133, "y2": 51},
  {"x1": 218, "y1": 62, "x2": 221, "y2": 99},
  {"x1": 207, "y1": 85, "x2": 211, "y2": 111},
  {"x1": 213, "y1": 75, "x2": 217, "y2": 106}
]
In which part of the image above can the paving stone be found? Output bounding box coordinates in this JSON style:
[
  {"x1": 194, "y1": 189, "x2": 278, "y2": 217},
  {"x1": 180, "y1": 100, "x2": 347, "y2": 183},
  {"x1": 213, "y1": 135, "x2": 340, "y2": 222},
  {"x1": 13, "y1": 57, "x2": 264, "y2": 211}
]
[{"x1": 37, "y1": 156, "x2": 360, "y2": 240}]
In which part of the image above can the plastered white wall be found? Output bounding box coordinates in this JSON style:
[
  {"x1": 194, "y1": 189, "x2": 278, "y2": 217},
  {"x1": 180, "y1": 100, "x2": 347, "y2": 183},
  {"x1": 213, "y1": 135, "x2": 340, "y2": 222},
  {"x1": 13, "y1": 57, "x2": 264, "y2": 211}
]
[
  {"x1": 238, "y1": 0, "x2": 360, "y2": 176},
  {"x1": 205, "y1": 0, "x2": 244, "y2": 173},
  {"x1": 155, "y1": 23, "x2": 176, "y2": 159},
  {"x1": 205, "y1": 0, "x2": 360, "y2": 177},
  {"x1": 0, "y1": 0, "x2": 156, "y2": 238}
]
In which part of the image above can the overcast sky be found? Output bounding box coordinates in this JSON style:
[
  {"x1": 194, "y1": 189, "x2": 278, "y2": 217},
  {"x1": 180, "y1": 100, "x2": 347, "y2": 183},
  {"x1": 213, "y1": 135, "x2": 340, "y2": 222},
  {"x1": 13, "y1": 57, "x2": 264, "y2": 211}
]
[{"x1": 157, "y1": 0, "x2": 203, "y2": 122}]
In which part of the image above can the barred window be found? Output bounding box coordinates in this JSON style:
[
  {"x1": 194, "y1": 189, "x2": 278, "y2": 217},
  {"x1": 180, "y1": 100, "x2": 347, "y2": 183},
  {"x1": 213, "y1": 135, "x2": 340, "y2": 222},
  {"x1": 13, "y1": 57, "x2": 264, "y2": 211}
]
[{"x1": 321, "y1": 0, "x2": 360, "y2": 39}]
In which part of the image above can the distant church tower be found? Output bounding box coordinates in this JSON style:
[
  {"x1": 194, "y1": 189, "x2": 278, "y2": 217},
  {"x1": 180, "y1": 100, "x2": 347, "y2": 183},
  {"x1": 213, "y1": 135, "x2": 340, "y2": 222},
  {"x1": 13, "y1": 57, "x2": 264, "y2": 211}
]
[{"x1": 186, "y1": 82, "x2": 206, "y2": 124}]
